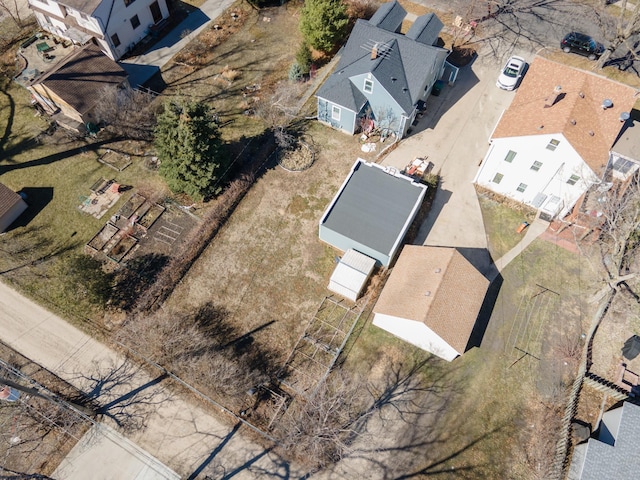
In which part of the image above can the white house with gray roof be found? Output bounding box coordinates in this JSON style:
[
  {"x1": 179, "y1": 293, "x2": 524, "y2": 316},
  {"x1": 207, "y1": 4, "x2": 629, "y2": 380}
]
[
  {"x1": 319, "y1": 158, "x2": 426, "y2": 267},
  {"x1": 315, "y1": 0, "x2": 449, "y2": 139},
  {"x1": 569, "y1": 401, "x2": 640, "y2": 479},
  {"x1": 28, "y1": 0, "x2": 169, "y2": 60}
]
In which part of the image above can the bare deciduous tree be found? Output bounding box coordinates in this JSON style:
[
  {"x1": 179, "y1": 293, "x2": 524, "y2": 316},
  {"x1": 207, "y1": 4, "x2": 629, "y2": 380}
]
[
  {"x1": 595, "y1": 0, "x2": 640, "y2": 68},
  {"x1": 0, "y1": 0, "x2": 25, "y2": 28},
  {"x1": 254, "y1": 81, "x2": 305, "y2": 150},
  {"x1": 94, "y1": 86, "x2": 158, "y2": 140},
  {"x1": 591, "y1": 174, "x2": 640, "y2": 301}
]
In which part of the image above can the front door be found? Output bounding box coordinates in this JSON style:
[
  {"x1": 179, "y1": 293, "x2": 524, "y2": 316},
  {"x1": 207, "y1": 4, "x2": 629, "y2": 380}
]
[{"x1": 150, "y1": 1, "x2": 162, "y2": 23}]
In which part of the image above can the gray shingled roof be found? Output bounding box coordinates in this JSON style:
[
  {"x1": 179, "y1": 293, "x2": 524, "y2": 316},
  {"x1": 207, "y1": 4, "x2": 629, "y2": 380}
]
[
  {"x1": 321, "y1": 161, "x2": 425, "y2": 256},
  {"x1": 578, "y1": 402, "x2": 640, "y2": 479},
  {"x1": 368, "y1": 0, "x2": 406, "y2": 32},
  {"x1": 316, "y1": 18, "x2": 446, "y2": 115},
  {"x1": 59, "y1": 0, "x2": 105, "y2": 15},
  {"x1": 612, "y1": 119, "x2": 640, "y2": 161},
  {"x1": 406, "y1": 13, "x2": 443, "y2": 46},
  {"x1": 32, "y1": 43, "x2": 127, "y2": 116}
]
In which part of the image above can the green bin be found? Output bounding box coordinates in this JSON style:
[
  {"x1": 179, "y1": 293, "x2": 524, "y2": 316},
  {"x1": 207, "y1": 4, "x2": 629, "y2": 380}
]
[{"x1": 431, "y1": 80, "x2": 444, "y2": 96}]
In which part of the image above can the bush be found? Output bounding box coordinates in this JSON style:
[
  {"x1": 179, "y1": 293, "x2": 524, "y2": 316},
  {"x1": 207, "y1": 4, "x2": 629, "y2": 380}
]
[
  {"x1": 296, "y1": 41, "x2": 313, "y2": 75},
  {"x1": 289, "y1": 62, "x2": 303, "y2": 81}
]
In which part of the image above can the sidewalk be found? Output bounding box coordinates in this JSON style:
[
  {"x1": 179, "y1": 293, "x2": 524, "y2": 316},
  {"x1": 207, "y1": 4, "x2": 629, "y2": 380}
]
[
  {"x1": 120, "y1": 0, "x2": 236, "y2": 87},
  {"x1": 0, "y1": 282, "x2": 292, "y2": 479}
]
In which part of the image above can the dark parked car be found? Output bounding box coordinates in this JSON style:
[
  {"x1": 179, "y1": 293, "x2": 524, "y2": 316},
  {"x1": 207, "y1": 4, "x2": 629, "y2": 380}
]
[{"x1": 561, "y1": 32, "x2": 605, "y2": 60}]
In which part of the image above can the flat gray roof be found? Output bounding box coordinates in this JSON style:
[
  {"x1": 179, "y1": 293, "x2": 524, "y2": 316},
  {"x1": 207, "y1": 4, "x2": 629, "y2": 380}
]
[{"x1": 322, "y1": 161, "x2": 425, "y2": 255}]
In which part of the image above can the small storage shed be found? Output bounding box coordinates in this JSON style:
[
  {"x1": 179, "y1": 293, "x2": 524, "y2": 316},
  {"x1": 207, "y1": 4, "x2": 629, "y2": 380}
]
[
  {"x1": 0, "y1": 184, "x2": 27, "y2": 233},
  {"x1": 319, "y1": 159, "x2": 427, "y2": 267},
  {"x1": 328, "y1": 249, "x2": 376, "y2": 301}
]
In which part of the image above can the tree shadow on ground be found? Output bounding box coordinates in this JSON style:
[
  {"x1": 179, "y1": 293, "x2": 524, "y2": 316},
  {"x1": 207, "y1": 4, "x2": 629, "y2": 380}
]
[
  {"x1": 111, "y1": 253, "x2": 170, "y2": 311},
  {"x1": 68, "y1": 357, "x2": 172, "y2": 432}
]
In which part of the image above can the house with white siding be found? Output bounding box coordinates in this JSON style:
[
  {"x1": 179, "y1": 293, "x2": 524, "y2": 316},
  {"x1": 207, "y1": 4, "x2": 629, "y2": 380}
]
[
  {"x1": 28, "y1": 0, "x2": 169, "y2": 60},
  {"x1": 474, "y1": 56, "x2": 637, "y2": 220}
]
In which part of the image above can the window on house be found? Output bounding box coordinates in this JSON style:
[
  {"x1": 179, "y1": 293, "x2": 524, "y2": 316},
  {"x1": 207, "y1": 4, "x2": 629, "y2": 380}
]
[
  {"x1": 363, "y1": 79, "x2": 373, "y2": 94},
  {"x1": 546, "y1": 139, "x2": 560, "y2": 151},
  {"x1": 124, "y1": 0, "x2": 136, "y2": 6},
  {"x1": 492, "y1": 173, "x2": 504, "y2": 184},
  {"x1": 111, "y1": 33, "x2": 121, "y2": 47},
  {"x1": 331, "y1": 105, "x2": 341, "y2": 121},
  {"x1": 613, "y1": 157, "x2": 635, "y2": 175},
  {"x1": 567, "y1": 174, "x2": 580, "y2": 185},
  {"x1": 504, "y1": 150, "x2": 517, "y2": 163},
  {"x1": 516, "y1": 183, "x2": 527, "y2": 193},
  {"x1": 530, "y1": 161, "x2": 543, "y2": 171},
  {"x1": 130, "y1": 14, "x2": 140, "y2": 29}
]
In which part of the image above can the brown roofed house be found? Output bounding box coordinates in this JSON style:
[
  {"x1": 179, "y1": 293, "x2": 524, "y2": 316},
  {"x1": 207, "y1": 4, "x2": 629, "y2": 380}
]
[
  {"x1": 373, "y1": 245, "x2": 489, "y2": 361},
  {"x1": 474, "y1": 56, "x2": 637, "y2": 221},
  {"x1": 0, "y1": 184, "x2": 27, "y2": 233},
  {"x1": 27, "y1": 43, "x2": 128, "y2": 128}
]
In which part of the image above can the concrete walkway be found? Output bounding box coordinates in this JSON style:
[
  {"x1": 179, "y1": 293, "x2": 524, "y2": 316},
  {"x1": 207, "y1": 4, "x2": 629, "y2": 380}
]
[
  {"x1": 491, "y1": 217, "x2": 549, "y2": 277},
  {"x1": 120, "y1": 0, "x2": 236, "y2": 87}
]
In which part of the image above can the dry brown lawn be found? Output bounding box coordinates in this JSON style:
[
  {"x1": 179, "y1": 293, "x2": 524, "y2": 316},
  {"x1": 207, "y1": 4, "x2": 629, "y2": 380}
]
[{"x1": 165, "y1": 122, "x2": 371, "y2": 363}]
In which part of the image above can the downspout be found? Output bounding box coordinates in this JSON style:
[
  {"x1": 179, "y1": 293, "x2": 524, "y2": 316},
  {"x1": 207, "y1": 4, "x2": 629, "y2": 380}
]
[{"x1": 95, "y1": 0, "x2": 117, "y2": 55}]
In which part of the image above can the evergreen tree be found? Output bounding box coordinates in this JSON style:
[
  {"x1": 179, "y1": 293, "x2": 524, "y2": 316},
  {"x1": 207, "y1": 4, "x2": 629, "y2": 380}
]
[
  {"x1": 296, "y1": 41, "x2": 313, "y2": 75},
  {"x1": 300, "y1": 0, "x2": 349, "y2": 54},
  {"x1": 154, "y1": 100, "x2": 228, "y2": 201}
]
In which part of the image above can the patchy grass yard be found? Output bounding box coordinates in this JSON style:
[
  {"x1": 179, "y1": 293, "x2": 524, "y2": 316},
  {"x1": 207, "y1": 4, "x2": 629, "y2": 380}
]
[
  {"x1": 0, "y1": 79, "x2": 170, "y2": 324},
  {"x1": 478, "y1": 193, "x2": 537, "y2": 259}
]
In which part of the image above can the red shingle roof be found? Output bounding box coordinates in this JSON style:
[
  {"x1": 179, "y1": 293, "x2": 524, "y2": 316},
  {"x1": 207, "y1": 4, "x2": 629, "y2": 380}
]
[{"x1": 492, "y1": 56, "x2": 638, "y2": 173}]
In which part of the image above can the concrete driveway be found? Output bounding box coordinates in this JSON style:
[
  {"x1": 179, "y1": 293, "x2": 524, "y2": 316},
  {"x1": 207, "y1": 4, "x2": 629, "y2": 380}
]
[{"x1": 381, "y1": 56, "x2": 516, "y2": 275}]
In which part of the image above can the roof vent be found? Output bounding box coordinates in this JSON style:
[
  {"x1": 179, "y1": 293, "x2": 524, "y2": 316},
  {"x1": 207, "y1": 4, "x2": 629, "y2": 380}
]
[
  {"x1": 588, "y1": 130, "x2": 595, "y2": 136},
  {"x1": 391, "y1": 76, "x2": 397, "y2": 82},
  {"x1": 537, "y1": 125, "x2": 544, "y2": 130},
  {"x1": 620, "y1": 111, "x2": 631, "y2": 122},
  {"x1": 579, "y1": 92, "x2": 585, "y2": 98},
  {"x1": 602, "y1": 99, "x2": 613, "y2": 109},
  {"x1": 570, "y1": 119, "x2": 577, "y2": 125},
  {"x1": 545, "y1": 86, "x2": 562, "y2": 108},
  {"x1": 434, "y1": 268, "x2": 441, "y2": 273},
  {"x1": 425, "y1": 291, "x2": 431, "y2": 296}
]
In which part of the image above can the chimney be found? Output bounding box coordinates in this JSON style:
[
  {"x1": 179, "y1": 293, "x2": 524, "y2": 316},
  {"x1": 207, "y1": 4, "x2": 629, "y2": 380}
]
[
  {"x1": 545, "y1": 85, "x2": 562, "y2": 108},
  {"x1": 371, "y1": 43, "x2": 378, "y2": 60}
]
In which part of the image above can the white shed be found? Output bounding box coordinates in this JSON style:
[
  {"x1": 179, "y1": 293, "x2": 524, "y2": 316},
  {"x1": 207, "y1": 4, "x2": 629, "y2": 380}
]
[{"x1": 328, "y1": 249, "x2": 376, "y2": 301}]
